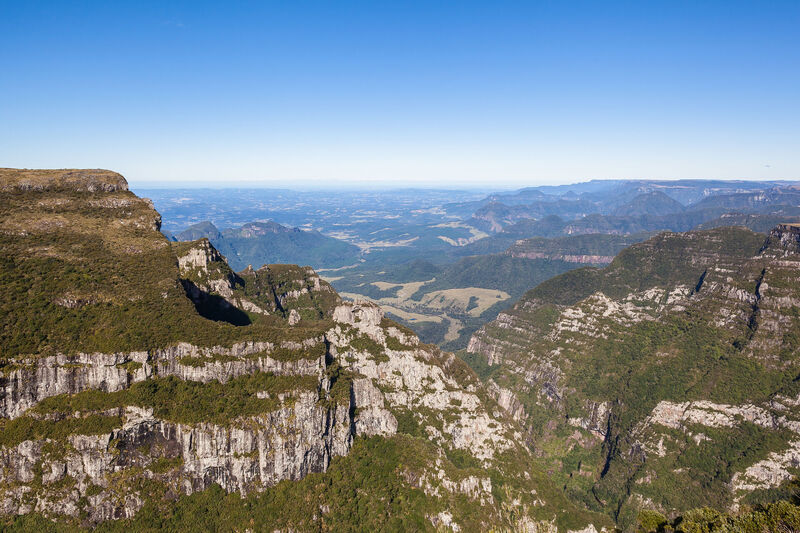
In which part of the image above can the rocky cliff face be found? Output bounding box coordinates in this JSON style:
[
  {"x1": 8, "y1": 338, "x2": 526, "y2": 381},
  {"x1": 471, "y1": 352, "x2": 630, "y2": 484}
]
[
  {"x1": 466, "y1": 225, "x2": 800, "y2": 526},
  {"x1": 504, "y1": 233, "x2": 642, "y2": 265},
  {"x1": 0, "y1": 168, "x2": 129, "y2": 193},
  {"x1": 0, "y1": 169, "x2": 608, "y2": 532}
]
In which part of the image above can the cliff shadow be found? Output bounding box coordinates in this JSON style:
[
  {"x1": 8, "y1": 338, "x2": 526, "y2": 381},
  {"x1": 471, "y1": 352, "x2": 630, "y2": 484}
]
[{"x1": 180, "y1": 280, "x2": 251, "y2": 326}]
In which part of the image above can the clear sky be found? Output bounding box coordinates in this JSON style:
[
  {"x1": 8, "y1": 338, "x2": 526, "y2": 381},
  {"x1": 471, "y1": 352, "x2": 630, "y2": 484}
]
[{"x1": 1, "y1": 1, "x2": 798, "y2": 188}]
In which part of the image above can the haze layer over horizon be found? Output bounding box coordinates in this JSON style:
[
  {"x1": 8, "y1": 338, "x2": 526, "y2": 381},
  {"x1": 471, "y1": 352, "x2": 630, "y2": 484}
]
[{"x1": 2, "y1": 1, "x2": 799, "y2": 187}]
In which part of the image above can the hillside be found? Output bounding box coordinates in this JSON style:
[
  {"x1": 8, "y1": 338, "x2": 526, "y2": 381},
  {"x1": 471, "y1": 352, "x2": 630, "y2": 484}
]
[
  {"x1": 695, "y1": 212, "x2": 800, "y2": 233},
  {"x1": 329, "y1": 232, "x2": 649, "y2": 351},
  {"x1": 471, "y1": 199, "x2": 597, "y2": 231},
  {"x1": 0, "y1": 168, "x2": 608, "y2": 531},
  {"x1": 688, "y1": 188, "x2": 800, "y2": 211},
  {"x1": 173, "y1": 219, "x2": 361, "y2": 271},
  {"x1": 175, "y1": 220, "x2": 223, "y2": 242},
  {"x1": 465, "y1": 225, "x2": 800, "y2": 528},
  {"x1": 507, "y1": 234, "x2": 647, "y2": 265},
  {"x1": 611, "y1": 191, "x2": 685, "y2": 217}
]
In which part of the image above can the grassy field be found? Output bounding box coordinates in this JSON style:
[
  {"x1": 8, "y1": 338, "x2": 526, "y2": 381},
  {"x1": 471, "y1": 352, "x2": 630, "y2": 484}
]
[{"x1": 419, "y1": 287, "x2": 511, "y2": 317}]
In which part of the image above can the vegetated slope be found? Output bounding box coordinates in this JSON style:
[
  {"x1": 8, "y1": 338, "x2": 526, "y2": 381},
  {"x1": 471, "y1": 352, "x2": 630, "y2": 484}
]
[
  {"x1": 0, "y1": 168, "x2": 609, "y2": 532},
  {"x1": 456, "y1": 215, "x2": 572, "y2": 255},
  {"x1": 507, "y1": 233, "x2": 648, "y2": 264},
  {"x1": 688, "y1": 188, "x2": 800, "y2": 211},
  {"x1": 332, "y1": 233, "x2": 647, "y2": 351},
  {"x1": 463, "y1": 202, "x2": 800, "y2": 256},
  {"x1": 695, "y1": 212, "x2": 800, "y2": 233},
  {"x1": 611, "y1": 191, "x2": 685, "y2": 217},
  {"x1": 560, "y1": 209, "x2": 729, "y2": 235},
  {"x1": 174, "y1": 219, "x2": 361, "y2": 271},
  {"x1": 471, "y1": 199, "x2": 598, "y2": 231},
  {"x1": 500, "y1": 214, "x2": 572, "y2": 239},
  {"x1": 410, "y1": 255, "x2": 580, "y2": 300},
  {"x1": 407, "y1": 255, "x2": 582, "y2": 349},
  {"x1": 464, "y1": 225, "x2": 800, "y2": 528},
  {"x1": 462, "y1": 209, "x2": 719, "y2": 253},
  {"x1": 175, "y1": 220, "x2": 223, "y2": 241}
]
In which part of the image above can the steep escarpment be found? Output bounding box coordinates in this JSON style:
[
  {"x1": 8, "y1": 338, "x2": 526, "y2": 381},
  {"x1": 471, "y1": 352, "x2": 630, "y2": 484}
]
[
  {"x1": 0, "y1": 169, "x2": 608, "y2": 531},
  {"x1": 465, "y1": 225, "x2": 800, "y2": 528},
  {"x1": 506, "y1": 234, "x2": 648, "y2": 265},
  {"x1": 0, "y1": 168, "x2": 129, "y2": 193}
]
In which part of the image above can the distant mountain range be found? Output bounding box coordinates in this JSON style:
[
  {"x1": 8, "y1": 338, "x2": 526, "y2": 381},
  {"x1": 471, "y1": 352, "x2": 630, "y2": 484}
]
[
  {"x1": 165, "y1": 220, "x2": 361, "y2": 271},
  {"x1": 457, "y1": 180, "x2": 800, "y2": 233}
]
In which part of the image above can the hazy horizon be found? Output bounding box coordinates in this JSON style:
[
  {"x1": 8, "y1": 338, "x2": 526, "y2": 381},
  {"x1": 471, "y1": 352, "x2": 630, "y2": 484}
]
[
  {"x1": 3, "y1": 1, "x2": 799, "y2": 187},
  {"x1": 128, "y1": 176, "x2": 799, "y2": 192}
]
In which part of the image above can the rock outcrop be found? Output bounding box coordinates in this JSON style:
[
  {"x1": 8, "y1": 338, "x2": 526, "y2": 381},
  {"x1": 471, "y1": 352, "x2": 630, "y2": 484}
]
[{"x1": 0, "y1": 168, "x2": 129, "y2": 193}]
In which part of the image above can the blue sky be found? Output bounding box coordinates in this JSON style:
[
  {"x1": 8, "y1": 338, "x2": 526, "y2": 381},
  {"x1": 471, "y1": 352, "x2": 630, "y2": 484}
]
[{"x1": 1, "y1": 1, "x2": 798, "y2": 188}]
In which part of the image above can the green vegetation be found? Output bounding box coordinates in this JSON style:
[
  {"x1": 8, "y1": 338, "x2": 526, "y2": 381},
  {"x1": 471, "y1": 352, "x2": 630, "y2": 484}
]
[
  {"x1": 508, "y1": 233, "x2": 646, "y2": 260},
  {"x1": 397, "y1": 318, "x2": 449, "y2": 346},
  {"x1": 457, "y1": 349, "x2": 500, "y2": 381},
  {"x1": 409, "y1": 255, "x2": 579, "y2": 301},
  {"x1": 32, "y1": 372, "x2": 318, "y2": 426},
  {"x1": 269, "y1": 342, "x2": 328, "y2": 361},
  {"x1": 0, "y1": 182, "x2": 347, "y2": 364},
  {"x1": 3, "y1": 435, "x2": 602, "y2": 532},
  {"x1": 176, "y1": 220, "x2": 361, "y2": 271},
  {"x1": 696, "y1": 213, "x2": 800, "y2": 233},
  {"x1": 462, "y1": 225, "x2": 800, "y2": 527},
  {"x1": 9, "y1": 172, "x2": 796, "y2": 531},
  {"x1": 324, "y1": 361, "x2": 355, "y2": 406},
  {"x1": 0, "y1": 414, "x2": 122, "y2": 449},
  {"x1": 525, "y1": 227, "x2": 765, "y2": 306},
  {"x1": 329, "y1": 232, "x2": 651, "y2": 350},
  {"x1": 637, "y1": 500, "x2": 800, "y2": 532},
  {"x1": 147, "y1": 455, "x2": 184, "y2": 474},
  {"x1": 239, "y1": 263, "x2": 340, "y2": 320},
  {"x1": 393, "y1": 408, "x2": 422, "y2": 437},
  {"x1": 346, "y1": 332, "x2": 385, "y2": 358},
  {"x1": 385, "y1": 334, "x2": 415, "y2": 351}
]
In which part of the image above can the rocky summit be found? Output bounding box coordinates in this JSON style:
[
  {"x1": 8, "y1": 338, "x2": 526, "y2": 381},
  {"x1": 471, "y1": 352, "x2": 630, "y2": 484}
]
[{"x1": 0, "y1": 169, "x2": 609, "y2": 531}]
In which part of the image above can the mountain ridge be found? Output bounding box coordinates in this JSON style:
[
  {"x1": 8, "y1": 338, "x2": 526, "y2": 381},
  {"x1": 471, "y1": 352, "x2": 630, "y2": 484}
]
[{"x1": 463, "y1": 224, "x2": 800, "y2": 528}]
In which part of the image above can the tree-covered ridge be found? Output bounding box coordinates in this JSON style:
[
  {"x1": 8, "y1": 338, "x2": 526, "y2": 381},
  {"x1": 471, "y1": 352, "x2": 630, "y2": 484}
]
[{"x1": 465, "y1": 225, "x2": 800, "y2": 528}]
